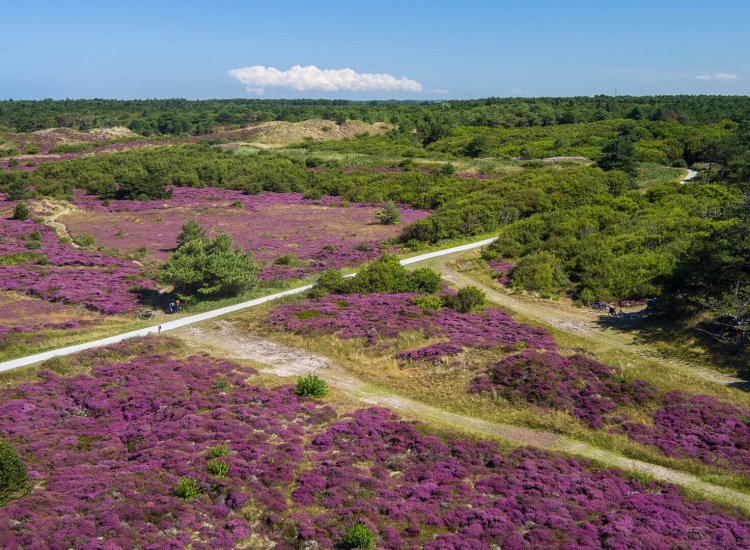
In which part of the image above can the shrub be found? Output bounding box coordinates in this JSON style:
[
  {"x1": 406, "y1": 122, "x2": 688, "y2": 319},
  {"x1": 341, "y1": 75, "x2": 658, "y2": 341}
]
[
  {"x1": 24, "y1": 144, "x2": 39, "y2": 155},
  {"x1": 72, "y1": 232, "x2": 96, "y2": 248},
  {"x1": 406, "y1": 268, "x2": 442, "y2": 293},
  {"x1": 411, "y1": 295, "x2": 443, "y2": 311},
  {"x1": 208, "y1": 443, "x2": 229, "y2": 459},
  {"x1": 314, "y1": 269, "x2": 350, "y2": 294},
  {"x1": 375, "y1": 202, "x2": 400, "y2": 225},
  {"x1": 11, "y1": 202, "x2": 29, "y2": 221},
  {"x1": 349, "y1": 255, "x2": 410, "y2": 293},
  {"x1": 481, "y1": 248, "x2": 500, "y2": 261},
  {"x1": 295, "y1": 374, "x2": 328, "y2": 399},
  {"x1": 440, "y1": 163, "x2": 456, "y2": 175},
  {"x1": 274, "y1": 253, "x2": 296, "y2": 265},
  {"x1": 511, "y1": 251, "x2": 567, "y2": 294},
  {"x1": 173, "y1": 476, "x2": 199, "y2": 500},
  {"x1": 403, "y1": 238, "x2": 422, "y2": 250},
  {"x1": 354, "y1": 242, "x2": 372, "y2": 252},
  {"x1": 0, "y1": 440, "x2": 30, "y2": 507},
  {"x1": 207, "y1": 458, "x2": 229, "y2": 477},
  {"x1": 445, "y1": 286, "x2": 485, "y2": 313},
  {"x1": 341, "y1": 524, "x2": 376, "y2": 550}
]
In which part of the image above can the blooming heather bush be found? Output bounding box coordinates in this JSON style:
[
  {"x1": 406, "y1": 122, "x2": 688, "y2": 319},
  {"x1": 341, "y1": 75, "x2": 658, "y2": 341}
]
[
  {"x1": 0, "y1": 352, "x2": 748, "y2": 547},
  {"x1": 271, "y1": 293, "x2": 556, "y2": 361},
  {"x1": 486, "y1": 258, "x2": 516, "y2": 285},
  {"x1": 472, "y1": 351, "x2": 659, "y2": 428},
  {"x1": 621, "y1": 391, "x2": 750, "y2": 474}
]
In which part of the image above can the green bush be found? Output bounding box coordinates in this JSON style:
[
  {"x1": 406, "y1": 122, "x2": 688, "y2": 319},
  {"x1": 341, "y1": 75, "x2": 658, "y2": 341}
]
[
  {"x1": 411, "y1": 295, "x2": 443, "y2": 311},
  {"x1": 11, "y1": 202, "x2": 29, "y2": 221},
  {"x1": 375, "y1": 201, "x2": 400, "y2": 225},
  {"x1": 72, "y1": 232, "x2": 96, "y2": 247},
  {"x1": 349, "y1": 255, "x2": 410, "y2": 293},
  {"x1": 208, "y1": 443, "x2": 229, "y2": 459},
  {"x1": 207, "y1": 458, "x2": 229, "y2": 477},
  {"x1": 481, "y1": 248, "x2": 500, "y2": 261},
  {"x1": 511, "y1": 251, "x2": 568, "y2": 294},
  {"x1": 406, "y1": 268, "x2": 442, "y2": 293},
  {"x1": 444, "y1": 286, "x2": 485, "y2": 313},
  {"x1": 0, "y1": 439, "x2": 30, "y2": 507},
  {"x1": 274, "y1": 253, "x2": 296, "y2": 265},
  {"x1": 313, "y1": 269, "x2": 350, "y2": 295},
  {"x1": 295, "y1": 374, "x2": 328, "y2": 398},
  {"x1": 341, "y1": 523, "x2": 376, "y2": 550},
  {"x1": 173, "y1": 476, "x2": 199, "y2": 500}
]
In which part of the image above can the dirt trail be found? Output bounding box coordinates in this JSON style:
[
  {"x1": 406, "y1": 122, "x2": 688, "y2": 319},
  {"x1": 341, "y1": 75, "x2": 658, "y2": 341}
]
[
  {"x1": 177, "y1": 321, "x2": 750, "y2": 512},
  {"x1": 438, "y1": 261, "x2": 744, "y2": 388},
  {"x1": 39, "y1": 200, "x2": 79, "y2": 245}
]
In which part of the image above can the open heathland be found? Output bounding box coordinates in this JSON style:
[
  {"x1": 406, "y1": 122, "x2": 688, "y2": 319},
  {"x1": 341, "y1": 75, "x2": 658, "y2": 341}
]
[
  {"x1": 62, "y1": 188, "x2": 428, "y2": 280},
  {"x1": 0, "y1": 217, "x2": 154, "y2": 314},
  {"x1": 267, "y1": 288, "x2": 750, "y2": 479},
  {"x1": 1, "y1": 344, "x2": 750, "y2": 548}
]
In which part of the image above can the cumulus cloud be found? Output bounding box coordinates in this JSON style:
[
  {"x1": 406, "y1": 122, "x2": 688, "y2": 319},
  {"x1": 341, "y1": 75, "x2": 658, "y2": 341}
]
[
  {"x1": 228, "y1": 64, "x2": 424, "y2": 94},
  {"x1": 696, "y1": 72, "x2": 738, "y2": 81}
]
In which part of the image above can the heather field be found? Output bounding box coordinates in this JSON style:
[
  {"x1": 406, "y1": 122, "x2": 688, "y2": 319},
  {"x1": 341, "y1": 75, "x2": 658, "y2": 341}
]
[
  {"x1": 265, "y1": 290, "x2": 750, "y2": 481},
  {"x1": 1, "y1": 340, "x2": 750, "y2": 549},
  {"x1": 62, "y1": 188, "x2": 428, "y2": 280},
  {"x1": 0, "y1": 216, "x2": 154, "y2": 314}
]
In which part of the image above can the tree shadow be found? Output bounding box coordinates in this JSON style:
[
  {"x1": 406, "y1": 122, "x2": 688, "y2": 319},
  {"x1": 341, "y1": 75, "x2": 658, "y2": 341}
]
[{"x1": 592, "y1": 307, "x2": 750, "y2": 381}]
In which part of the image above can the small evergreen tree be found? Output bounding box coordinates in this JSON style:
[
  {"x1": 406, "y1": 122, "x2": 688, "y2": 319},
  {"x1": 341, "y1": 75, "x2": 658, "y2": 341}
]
[
  {"x1": 375, "y1": 202, "x2": 400, "y2": 225},
  {"x1": 176, "y1": 219, "x2": 206, "y2": 247},
  {"x1": 0, "y1": 440, "x2": 30, "y2": 506},
  {"x1": 163, "y1": 233, "x2": 259, "y2": 297},
  {"x1": 11, "y1": 202, "x2": 29, "y2": 221}
]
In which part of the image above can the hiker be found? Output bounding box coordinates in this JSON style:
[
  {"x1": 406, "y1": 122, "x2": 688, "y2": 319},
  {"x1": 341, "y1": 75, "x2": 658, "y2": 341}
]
[
  {"x1": 609, "y1": 306, "x2": 616, "y2": 316},
  {"x1": 158, "y1": 325, "x2": 162, "y2": 334}
]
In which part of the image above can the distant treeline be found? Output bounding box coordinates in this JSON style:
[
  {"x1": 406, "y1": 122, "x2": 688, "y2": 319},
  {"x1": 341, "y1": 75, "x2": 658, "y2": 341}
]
[{"x1": 2, "y1": 96, "x2": 750, "y2": 135}]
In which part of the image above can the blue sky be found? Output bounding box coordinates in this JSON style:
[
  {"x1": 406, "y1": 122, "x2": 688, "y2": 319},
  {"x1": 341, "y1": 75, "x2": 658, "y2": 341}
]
[{"x1": 2, "y1": 0, "x2": 748, "y2": 99}]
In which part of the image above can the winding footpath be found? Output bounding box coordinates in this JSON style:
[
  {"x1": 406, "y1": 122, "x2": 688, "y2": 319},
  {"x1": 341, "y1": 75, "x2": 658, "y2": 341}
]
[{"x1": 0, "y1": 237, "x2": 497, "y2": 372}]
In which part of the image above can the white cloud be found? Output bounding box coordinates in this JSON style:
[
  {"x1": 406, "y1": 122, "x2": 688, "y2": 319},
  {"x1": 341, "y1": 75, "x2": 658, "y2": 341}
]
[
  {"x1": 430, "y1": 88, "x2": 449, "y2": 95},
  {"x1": 696, "y1": 72, "x2": 738, "y2": 81},
  {"x1": 228, "y1": 64, "x2": 424, "y2": 94}
]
